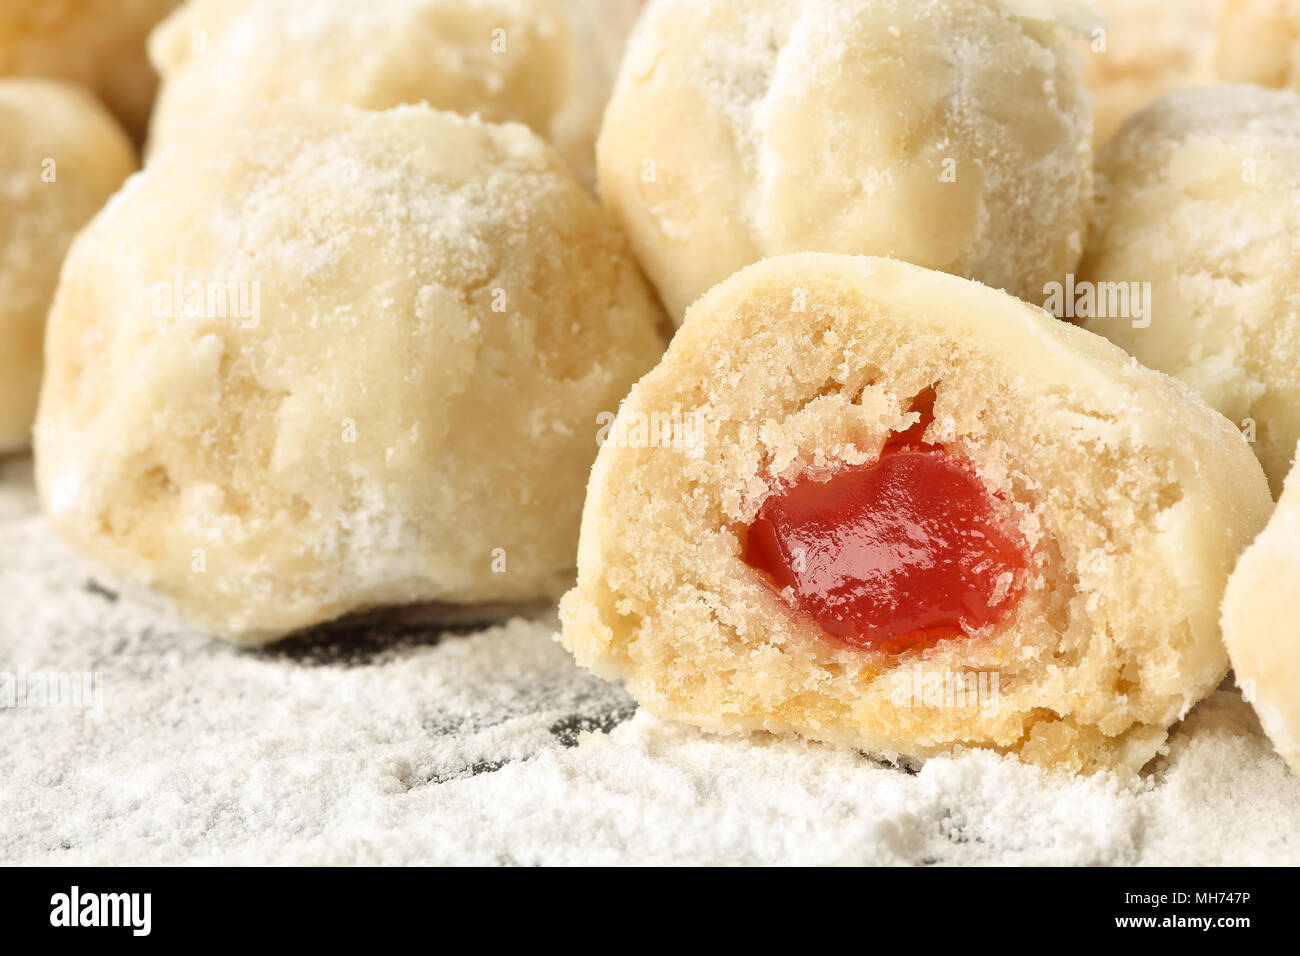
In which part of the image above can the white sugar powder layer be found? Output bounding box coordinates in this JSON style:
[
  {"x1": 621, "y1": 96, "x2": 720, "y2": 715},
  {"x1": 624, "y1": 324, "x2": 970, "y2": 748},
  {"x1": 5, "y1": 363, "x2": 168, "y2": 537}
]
[{"x1": 1, "y1": 456, "x2": 1297, "y2": 865}]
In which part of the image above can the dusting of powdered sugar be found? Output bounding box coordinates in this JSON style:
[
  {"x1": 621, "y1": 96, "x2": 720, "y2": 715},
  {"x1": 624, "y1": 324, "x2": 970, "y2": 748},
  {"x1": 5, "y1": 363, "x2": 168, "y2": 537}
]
[{"x1": 1, "y1": 458, "x2": 1297, "y2": 864}]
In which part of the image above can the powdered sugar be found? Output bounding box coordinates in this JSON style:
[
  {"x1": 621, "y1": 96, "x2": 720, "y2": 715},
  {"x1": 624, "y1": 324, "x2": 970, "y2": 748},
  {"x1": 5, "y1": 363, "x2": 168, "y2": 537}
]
[{"x1": 2, "y1": 456, "x2": 1296, "y2": 864}]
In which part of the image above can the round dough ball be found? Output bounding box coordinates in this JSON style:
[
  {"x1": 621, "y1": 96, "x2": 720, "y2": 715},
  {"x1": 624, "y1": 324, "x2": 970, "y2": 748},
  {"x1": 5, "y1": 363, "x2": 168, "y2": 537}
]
[
  {"x1": 548, "y1": 0, "x2": 640, "y2": 190},
  {"x1": 0, "y1": 0, "x2": 181, "y2": 141},
  {"x1": 0, "y1": 78, "x2": 136, "y2": 453},
  {"x1": 35, "y1": 103, "x2": 667, "y2": 644},
  {"x1": 147, "y1": 0, "x2": 573, "y2": 154},
  {"x1": 1222, "y1": 440, "x2": 1300, "y2": 776},
  {"x1": 1084, "y1": 0, "x2": 1219, "y2": 146},
  {"x1": 1217, "y1": 0, "x2": 1300, "y2": 89},
  {"x1": 596, "y1": 0, "x2": 1096, "y2": 322},
  {"x1": 560, "y1": 253, "x2": 1271, "y2": 773},
  {"x1": 1078, "y1": 85, "x2": 1300, "y2": 497}
]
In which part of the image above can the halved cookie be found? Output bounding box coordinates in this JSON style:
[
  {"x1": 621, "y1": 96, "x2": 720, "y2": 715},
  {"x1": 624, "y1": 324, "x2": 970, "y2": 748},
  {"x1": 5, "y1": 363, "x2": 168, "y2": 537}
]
[{"x1": 561, "y1": 253, "x2": 1272, "y2": 773}]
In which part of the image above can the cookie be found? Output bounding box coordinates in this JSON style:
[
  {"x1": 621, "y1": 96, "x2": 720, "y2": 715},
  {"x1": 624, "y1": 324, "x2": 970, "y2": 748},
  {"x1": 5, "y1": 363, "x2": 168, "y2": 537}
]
[
  {"x1": 1084, "y1": 0, "x2": 1218, "y2": 145},
  {"x1": 0, "y1": 77, "x2": 135, "y2": 452},
  {"x1": 35, "y1": 103, "x2": 666, "y2": 643},
  {"x1": 147, "y1": 0, "x2": 571, "y2": 155},
  {"x1": 1078, "y1": 84, "x2": 1300, "y2": 495},
  {"x1": 1222, "y1": 440, "x2": 1300, "y2": 776},
  {"x1": 0, "y1": 0, "x2": 180, "y2": 141},
  {"x1": 1217, "y1": 0, "x2": 1300, "y2": 90},
  {"x1": 597, "y1": 0, "x2": 1096, "y2": 320},
  {"x1": 560, "y1": 253, "x2": 1271, "y2": 772}
]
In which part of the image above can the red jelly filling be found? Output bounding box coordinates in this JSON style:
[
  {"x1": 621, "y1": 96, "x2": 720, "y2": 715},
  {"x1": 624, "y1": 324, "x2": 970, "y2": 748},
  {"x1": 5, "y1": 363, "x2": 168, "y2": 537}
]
[{"x1": 743, "y1": 390, "x2": 1028, "y2": 652}]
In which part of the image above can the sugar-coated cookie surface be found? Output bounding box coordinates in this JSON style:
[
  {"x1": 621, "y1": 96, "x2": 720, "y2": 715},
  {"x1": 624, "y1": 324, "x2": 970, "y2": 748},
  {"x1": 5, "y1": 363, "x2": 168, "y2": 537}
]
[
  {"x1": 1222, "y1": 441, "x2": 1300, "y2": 776},
  {"x1": 0, "y1": 78, "x2": 136, "y2": 453},
  {"x1": 597, "y1": 0, "x2": 1096, "y2": 321},
  {"x1": 1079, "y1": 85, "x2": 1300, "y2": 496},
  {"x1": 560, "y1": 254, "x2": 1272, "y2": 773},
  {"x1": 1218, "y1": 0, "x2": 1300, "y2": 90},
  {"x1": 35, "y1": 103, "x2": 667, "y2": 644},
  {"x1": 0, "y1": 0, "x2": 180, "y2": 141},
  {"x1": 147, "y1": 0, "x2": 572, "y2": 155},
  {"x1": 1084, "y1": 0, "x2": 1218, "y2": 145}
]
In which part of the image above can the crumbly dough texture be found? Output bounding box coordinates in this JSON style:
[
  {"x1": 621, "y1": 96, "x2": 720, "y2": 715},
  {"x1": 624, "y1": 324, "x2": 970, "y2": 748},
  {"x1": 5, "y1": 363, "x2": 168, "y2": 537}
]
[
  {"x1": 596, "y1": 0, "x2": 1096, "y2": 321},
  {"x1": 1217, "y1": 0, "x2": 1300, "y2": 89},
  {"x1": 560, "y1": 253, "x2": 1272, "y2": 773},
  {"x1": 0, "y1": 0, "x2": 181, "y2": 141},
  {"x1": 1084, "y1": 0, "x2": 1219, "y2": 146},
  {"x1": 147, "y1": 0, "x2": 573, "y2": 155},
  {"x1": 0, "y1": 78, "x2": 136, "y2": 453},
  {"x1": 1079, "y1": 85, "x2": 1300, "y2": 496},
  {"x1": 1222, "y1": 441, "x2": 1300, "y2": 776},
  {"x1": 35, "y1": 103, "x2": 666, "y2": 645}
]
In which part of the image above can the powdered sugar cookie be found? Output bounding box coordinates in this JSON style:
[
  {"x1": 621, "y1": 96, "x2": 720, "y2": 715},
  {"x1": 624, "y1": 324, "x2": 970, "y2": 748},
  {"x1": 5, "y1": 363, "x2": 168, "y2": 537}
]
[
  {"x1": 597, "y1": 0, "x2": 1096, "y2": 321},
  {"x1": 1084, "y1": 0, "x2": 1219, "y2": 146},
  {"x1": 1077, "y1": 85, "x2": 1300, "y2": 496},
  {"x1": 549, "y1": 0, "x2": 640, "y2": 190},
  {"x1": 560, "y1": 253, "x2": 1271, "y2": 773},
  {"x1": 35, "y1": 103, "x2": 666, "y2": 644},
  {"x1": 0, "y1": 78, "x2": 136, "y2": 453},
  {"x1": 147, "y1": 0, "x2": 572, "y2": 155},
  {"x1": 1217, "y1": 0, "x2": 1300, "y2": 89},
  {"x1": 1222, "y1": 441, "x2": 1300, "y2": 775},
  {"x1": 0, "y1": 0, "x2": 180, "y2": 141}
]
